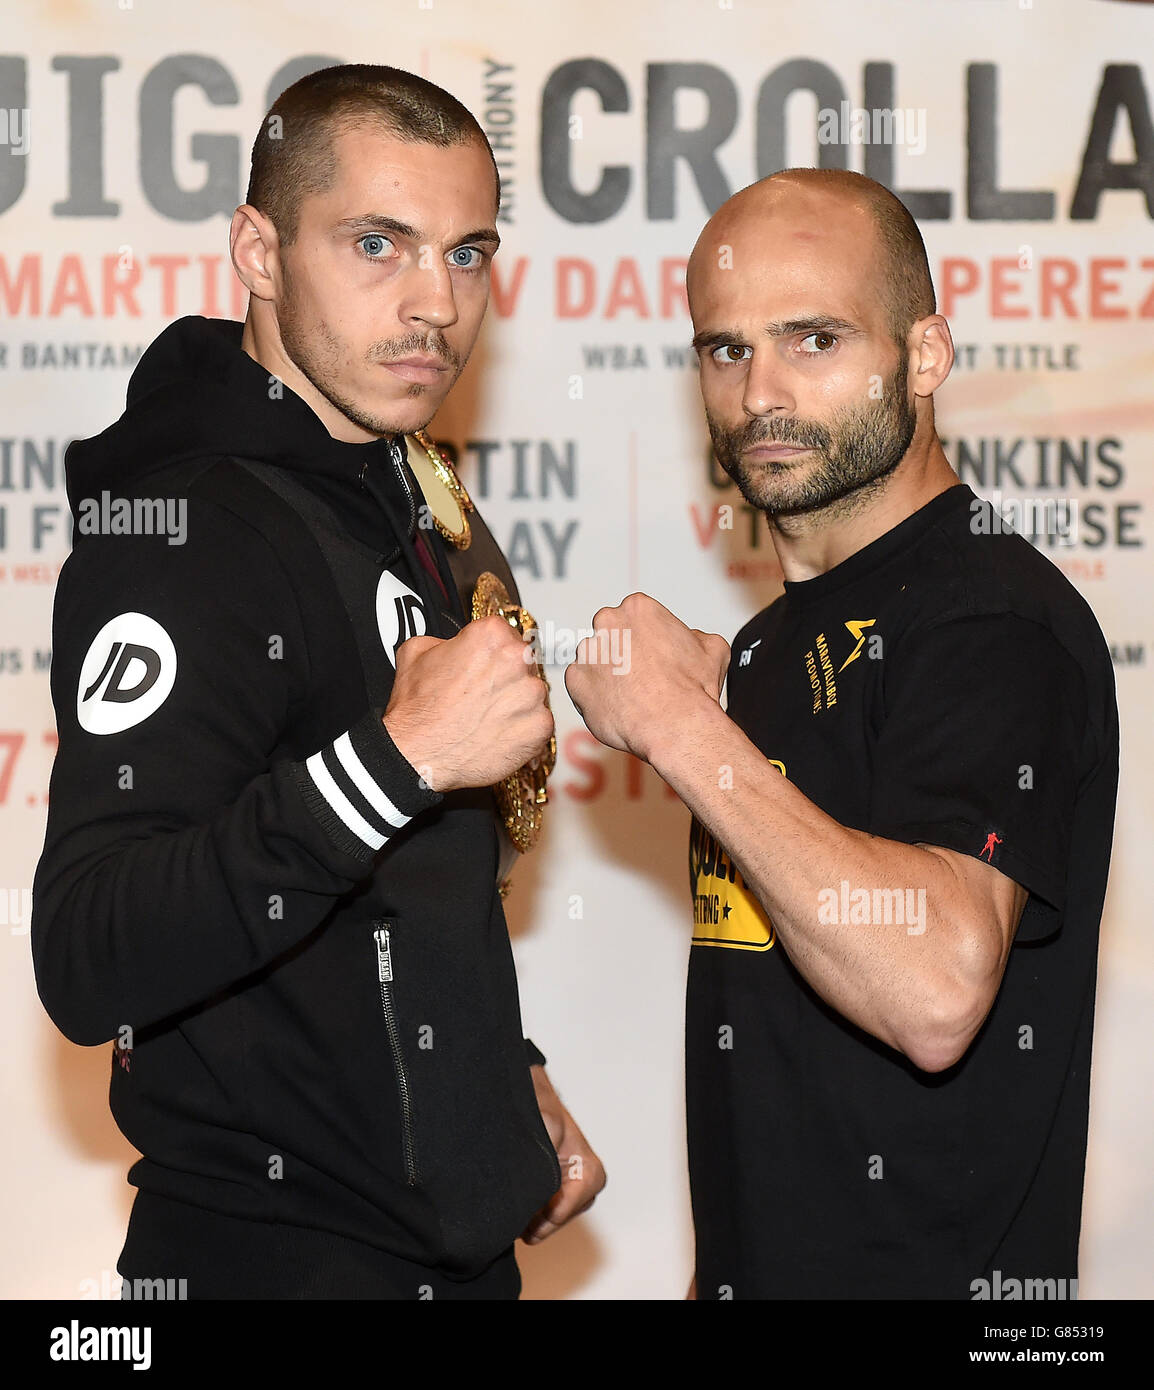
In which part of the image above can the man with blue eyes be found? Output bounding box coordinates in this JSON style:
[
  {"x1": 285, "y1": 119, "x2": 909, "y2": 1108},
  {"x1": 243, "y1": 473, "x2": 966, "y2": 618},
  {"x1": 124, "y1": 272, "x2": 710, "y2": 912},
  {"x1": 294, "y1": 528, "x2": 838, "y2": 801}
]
[
  {"x1": 567, "y1": 168, "x2": 1117, "y2": 1300},
  {"x1": 33, "y1": 63, "x2": 603, "y2": 1300}
]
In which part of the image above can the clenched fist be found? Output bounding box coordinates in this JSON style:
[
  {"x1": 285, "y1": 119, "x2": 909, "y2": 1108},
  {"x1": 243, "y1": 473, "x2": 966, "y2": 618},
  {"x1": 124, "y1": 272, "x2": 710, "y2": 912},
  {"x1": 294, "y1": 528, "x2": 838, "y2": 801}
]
[
  {"x1": 565, "y1": 593, "x2": 730, "y2": 764},
  {"x1": 383, "y1": 616, "x2": 554, "y2": 793}
]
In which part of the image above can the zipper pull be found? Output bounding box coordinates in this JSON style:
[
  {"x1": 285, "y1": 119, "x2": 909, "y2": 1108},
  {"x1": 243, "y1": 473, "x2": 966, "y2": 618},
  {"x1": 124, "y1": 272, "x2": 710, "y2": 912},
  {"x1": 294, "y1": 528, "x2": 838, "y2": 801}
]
[{"x1": 373, "y1": 926, "x2": 394, "y2": 984}]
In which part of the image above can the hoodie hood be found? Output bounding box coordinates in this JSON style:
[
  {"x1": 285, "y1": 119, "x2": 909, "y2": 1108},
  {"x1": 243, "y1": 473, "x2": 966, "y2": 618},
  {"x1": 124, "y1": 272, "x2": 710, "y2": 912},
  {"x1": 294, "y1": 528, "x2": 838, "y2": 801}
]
[{"x1": 64, "y1": 315, "x2": 413, "y2": 533}]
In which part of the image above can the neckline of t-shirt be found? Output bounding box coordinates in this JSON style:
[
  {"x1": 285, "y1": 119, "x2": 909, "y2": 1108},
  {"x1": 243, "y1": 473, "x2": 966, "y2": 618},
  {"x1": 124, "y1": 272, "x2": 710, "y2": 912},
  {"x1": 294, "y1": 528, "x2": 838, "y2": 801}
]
[{"x1": 780, "y1": 482, "x2": 975, "y2": 607}]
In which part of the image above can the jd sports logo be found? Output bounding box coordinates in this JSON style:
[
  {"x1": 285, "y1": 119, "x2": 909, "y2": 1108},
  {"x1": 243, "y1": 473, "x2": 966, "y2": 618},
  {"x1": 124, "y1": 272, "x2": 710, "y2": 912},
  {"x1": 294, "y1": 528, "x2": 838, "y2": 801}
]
[
  {"x1": 376, "y1": 570, "x2": 427, "y2": 667},
  {"x1": 76, "y1": 613, "x2": 177, "y2": 735}
]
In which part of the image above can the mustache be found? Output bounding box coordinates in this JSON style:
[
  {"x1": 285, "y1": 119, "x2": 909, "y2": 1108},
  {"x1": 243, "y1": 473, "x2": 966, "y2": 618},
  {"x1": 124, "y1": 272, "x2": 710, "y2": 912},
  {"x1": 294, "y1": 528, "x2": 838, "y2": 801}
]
[
  {"x1": 718, "y1": 415, "x2": 833, "y2": 453},
  {"x1": 374, "y1": 332, "x2": 461, "y2": 370}
]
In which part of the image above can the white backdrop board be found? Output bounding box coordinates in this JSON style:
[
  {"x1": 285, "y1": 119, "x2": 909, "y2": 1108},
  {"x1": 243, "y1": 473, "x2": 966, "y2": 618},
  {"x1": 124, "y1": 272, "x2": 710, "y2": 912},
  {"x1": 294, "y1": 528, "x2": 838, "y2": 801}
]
[{"x1": 1, "y1": 0, "x2": 1151, "y2": 1299}]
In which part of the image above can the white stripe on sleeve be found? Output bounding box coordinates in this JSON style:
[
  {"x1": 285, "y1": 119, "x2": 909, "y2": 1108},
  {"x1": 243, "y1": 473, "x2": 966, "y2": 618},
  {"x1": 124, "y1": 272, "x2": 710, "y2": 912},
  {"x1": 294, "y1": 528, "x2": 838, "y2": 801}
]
[
  {"x1": 305, "y1": 750, "x2": 387, "y2": 851},
  {"x1": 333, "y1": 731, "x2": 411, "y2": 829}
]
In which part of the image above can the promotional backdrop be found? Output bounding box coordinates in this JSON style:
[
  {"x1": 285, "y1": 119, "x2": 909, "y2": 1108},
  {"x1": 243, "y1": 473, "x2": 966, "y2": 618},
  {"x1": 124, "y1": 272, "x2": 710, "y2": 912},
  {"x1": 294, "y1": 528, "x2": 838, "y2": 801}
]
[{"x1": 2, "y1": 0, "x2": 1151, "y2": 1299}]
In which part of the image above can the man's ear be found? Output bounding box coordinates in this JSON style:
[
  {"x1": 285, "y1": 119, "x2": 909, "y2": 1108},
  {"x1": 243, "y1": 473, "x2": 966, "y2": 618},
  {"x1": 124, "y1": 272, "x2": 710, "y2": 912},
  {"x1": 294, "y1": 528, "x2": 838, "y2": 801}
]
[
  {"x1": 908, "y1": 314, "x2": 954, "y2": 398},
  {"x1": 229, "y1": 204, "x2": 281, "y2": 303}
]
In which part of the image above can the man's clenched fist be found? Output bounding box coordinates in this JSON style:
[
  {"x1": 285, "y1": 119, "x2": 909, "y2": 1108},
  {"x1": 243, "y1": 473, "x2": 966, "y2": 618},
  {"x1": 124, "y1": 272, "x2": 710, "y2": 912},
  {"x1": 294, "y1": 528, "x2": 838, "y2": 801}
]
[
  {"x1": 383, "y1": 616, "x2": 554, "y2": 792},
  {"x1": 565, "y1": 593, "x2": 730, "y2": 764}
]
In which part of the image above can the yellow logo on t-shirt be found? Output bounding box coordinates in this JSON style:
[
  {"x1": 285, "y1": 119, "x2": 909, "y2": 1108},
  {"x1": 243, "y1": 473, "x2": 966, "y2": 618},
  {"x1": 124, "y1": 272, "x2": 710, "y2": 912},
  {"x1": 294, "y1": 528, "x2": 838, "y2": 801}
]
[
  {"x1": 689, "y1": 759, "x2": 785, "y2": 952},
  {"x1": 804, "y1": 618, "x2": 876, "y2": 713}
]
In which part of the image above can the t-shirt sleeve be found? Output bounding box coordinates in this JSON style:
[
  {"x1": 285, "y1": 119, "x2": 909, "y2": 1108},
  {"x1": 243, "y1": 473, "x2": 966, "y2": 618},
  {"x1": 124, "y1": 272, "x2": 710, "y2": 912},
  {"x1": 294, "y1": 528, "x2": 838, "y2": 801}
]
[{"x1": 867, "y1": 610, "x2": 1087, "y2": 942}]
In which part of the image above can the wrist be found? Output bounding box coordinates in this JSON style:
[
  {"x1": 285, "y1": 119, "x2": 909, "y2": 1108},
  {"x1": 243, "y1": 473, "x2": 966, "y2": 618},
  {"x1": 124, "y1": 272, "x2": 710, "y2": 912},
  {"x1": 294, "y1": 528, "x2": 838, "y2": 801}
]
[
  {"x1": 645, "y1": 695, "x2": 729, "y2": 784},
  {"x1": 382, "y1": 710, "x2": 445, "y2": 793}
]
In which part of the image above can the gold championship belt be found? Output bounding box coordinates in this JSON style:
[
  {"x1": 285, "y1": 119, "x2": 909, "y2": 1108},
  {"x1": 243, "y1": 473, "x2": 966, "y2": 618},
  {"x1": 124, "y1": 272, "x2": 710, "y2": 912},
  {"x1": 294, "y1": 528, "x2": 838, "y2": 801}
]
[
  {"x1": 405, "y1": 431, "x2": 556, "y2": 880},
  {"x1": 470, "y1": 570, "x2": 557, "y2": 854}
]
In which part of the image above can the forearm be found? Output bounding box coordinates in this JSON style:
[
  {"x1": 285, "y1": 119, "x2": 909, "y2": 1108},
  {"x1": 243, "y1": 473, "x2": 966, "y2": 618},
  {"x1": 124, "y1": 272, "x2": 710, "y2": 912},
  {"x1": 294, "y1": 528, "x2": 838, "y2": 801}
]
[
  {"x1": 651, "y1": 699, "x2": 993, "y2": 1066},
  {"x1": 35, "y1": 508, "x2": 443, "y2": 1046},
  {"x1": 32, "y1": 709, "x2": 440, "y2": 1045}
]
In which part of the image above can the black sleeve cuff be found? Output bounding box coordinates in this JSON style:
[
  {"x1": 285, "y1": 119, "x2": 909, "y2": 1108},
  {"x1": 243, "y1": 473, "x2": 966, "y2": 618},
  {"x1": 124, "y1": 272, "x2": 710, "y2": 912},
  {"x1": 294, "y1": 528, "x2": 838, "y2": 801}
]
[
  {"x1": 291, "y1": 707, "x2": 444, "y2": 863},
  {"x1": 524, "y1": 1037, "x2": 547, "y2": 1069}
]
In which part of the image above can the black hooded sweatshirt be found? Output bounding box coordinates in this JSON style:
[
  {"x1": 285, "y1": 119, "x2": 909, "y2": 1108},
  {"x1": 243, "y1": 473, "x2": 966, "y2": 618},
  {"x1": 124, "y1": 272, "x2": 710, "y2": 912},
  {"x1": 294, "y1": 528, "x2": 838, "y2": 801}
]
[{"x1": 31, "y1": 315, "x2": 561, "y2": 1293}]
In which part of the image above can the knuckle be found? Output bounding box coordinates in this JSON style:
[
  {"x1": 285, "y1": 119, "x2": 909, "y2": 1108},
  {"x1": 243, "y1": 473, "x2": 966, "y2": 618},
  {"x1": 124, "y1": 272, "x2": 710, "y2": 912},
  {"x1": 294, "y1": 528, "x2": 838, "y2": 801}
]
[{"x1": 475, "y1": 615, "x2": 507, "y2": 647}]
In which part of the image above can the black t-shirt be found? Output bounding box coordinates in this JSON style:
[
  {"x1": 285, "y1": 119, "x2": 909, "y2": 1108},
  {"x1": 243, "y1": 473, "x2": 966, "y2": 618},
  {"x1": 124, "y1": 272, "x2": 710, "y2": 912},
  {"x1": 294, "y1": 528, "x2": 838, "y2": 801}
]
[{"x1": 686, "y1": 482, "x2": 1119, "y2": 1300}]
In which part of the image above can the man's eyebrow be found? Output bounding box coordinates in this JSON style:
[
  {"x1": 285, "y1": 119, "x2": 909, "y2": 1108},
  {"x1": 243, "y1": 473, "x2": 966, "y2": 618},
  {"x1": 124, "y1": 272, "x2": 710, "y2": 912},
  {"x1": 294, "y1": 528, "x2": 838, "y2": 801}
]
[
  {"x1": 691, "y1": 315, "x2": 862, "y2": 352},
  {"x1": 334, "y1": 214, "x2": 420, "y2": 239},
  {"x1": 691, "y1": 328, "x2": 747, "y2": 352},
  {"x1": 766, "y1": 315, "x2": 861, "y2": 337},
  {"x1": 452, "y1": 227, "x2": 501, "y2": 250}
]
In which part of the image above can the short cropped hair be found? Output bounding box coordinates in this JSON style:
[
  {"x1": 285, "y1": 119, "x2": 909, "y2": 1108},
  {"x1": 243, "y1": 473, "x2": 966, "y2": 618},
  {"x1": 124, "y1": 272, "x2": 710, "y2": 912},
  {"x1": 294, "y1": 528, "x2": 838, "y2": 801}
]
[
  {"x1": 245, "y1": 63, "x2": 499, "y2": 246},
  {"x1": 772, "y1": 168, "x2": 936, "y2": 345}
]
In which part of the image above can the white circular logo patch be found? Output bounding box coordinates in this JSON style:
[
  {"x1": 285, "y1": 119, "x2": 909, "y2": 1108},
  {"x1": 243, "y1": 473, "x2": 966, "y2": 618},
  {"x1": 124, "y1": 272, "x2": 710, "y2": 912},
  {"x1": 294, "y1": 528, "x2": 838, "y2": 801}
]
[
  {"x1": 76, "y1": 612, "x2": 177, "y2": 735},
  {"x1": 375, "y1": 570, "x2": 426, "y2": 668}
]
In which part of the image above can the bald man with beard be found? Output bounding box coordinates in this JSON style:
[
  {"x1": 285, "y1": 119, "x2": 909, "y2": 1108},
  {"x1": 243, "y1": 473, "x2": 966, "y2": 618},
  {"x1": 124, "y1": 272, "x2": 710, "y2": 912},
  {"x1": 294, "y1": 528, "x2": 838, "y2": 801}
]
[{"x1": 567, "y1": 169, "x2": 1118, "y2": 1300}]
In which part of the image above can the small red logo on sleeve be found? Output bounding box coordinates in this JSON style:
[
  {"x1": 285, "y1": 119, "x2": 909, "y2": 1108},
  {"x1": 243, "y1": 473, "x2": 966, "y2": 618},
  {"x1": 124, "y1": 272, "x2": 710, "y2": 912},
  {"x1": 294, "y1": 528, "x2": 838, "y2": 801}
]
[{"x1": 980, "y1": 832, "x2": 1003, "y2": 862}]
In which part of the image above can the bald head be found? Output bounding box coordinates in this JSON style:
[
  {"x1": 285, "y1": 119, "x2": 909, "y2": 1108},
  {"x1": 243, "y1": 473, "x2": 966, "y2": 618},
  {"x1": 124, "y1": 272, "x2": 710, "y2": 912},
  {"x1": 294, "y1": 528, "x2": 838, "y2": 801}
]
[
  {"x1": 685, "y1": 168, "x2": 954, "y2": 523},
  {"x1": 688, "y1": 168, "x2": 935, "y2": 349}
]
